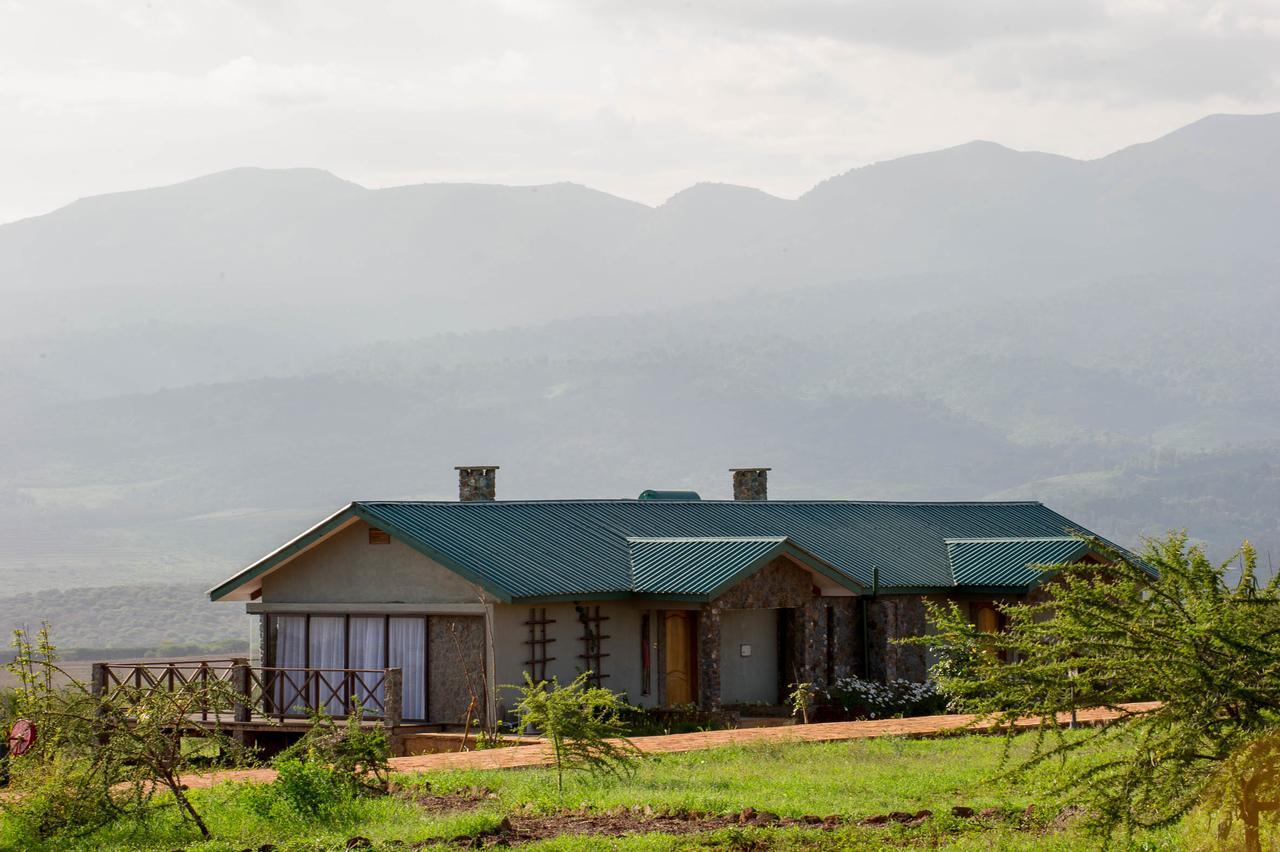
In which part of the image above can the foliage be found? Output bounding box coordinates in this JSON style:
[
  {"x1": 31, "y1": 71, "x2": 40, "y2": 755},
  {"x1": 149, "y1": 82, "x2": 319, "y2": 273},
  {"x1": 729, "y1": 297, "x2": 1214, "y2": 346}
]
[
  {"x1": 910, "y1": 531, "x2": 1280, "y2": 847},
  {"x1": 787, "y1": 681, "x2": 815, "y2": 724},
  {"x1": 276, "y1": 708, "x2": 391, "y2": 798},
  {"x1": 0, "y1": 626, "x2": 251, "y2": 842},
  {"x1": 510, "y1": 671, "x2": 641, "y2": 793},
  {"x1": 1188, "y1": 729, "x2": 1280, "y2": 850},
  {"x1": 824, "y1": 676, "x2": 946, "y2": 719},
  {"x1": 246, "y1": 756, "x2": 357, "y2": 822}
]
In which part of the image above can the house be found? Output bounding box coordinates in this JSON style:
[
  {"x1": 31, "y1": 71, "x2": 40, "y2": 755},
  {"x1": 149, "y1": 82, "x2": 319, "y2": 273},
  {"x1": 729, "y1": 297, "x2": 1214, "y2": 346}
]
[{"x1": 208, "y1": 466, "x2": 1114, "y2": 729}]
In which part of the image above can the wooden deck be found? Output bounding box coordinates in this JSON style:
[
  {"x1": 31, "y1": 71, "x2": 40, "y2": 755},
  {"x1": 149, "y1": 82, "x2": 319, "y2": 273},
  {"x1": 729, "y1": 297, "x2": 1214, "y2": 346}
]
[{"x1": 90, "y1": 658, "x2": 454, "y2": 755}]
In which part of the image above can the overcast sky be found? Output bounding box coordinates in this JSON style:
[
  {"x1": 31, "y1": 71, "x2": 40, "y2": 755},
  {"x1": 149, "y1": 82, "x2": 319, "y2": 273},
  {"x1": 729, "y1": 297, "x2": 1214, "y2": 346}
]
[{"x1": 2, "y1": 0, "x2": 1279, "y2": 223}]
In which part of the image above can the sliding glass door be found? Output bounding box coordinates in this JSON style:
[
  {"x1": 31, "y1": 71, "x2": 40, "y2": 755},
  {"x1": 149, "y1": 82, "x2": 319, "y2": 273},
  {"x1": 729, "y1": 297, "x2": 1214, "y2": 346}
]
[
  {"x1": 389, "y1": 617, "x2": 427, "y2": 721},
  {"x1": 266, "y1": 613, "x2": 436, "y2": 721},
  {"x1": 308, "y1": 616, "x2": 346, "y2": 714},
  {"x1": 349, "y1": 617, "x2": 386, "y2": 712}
]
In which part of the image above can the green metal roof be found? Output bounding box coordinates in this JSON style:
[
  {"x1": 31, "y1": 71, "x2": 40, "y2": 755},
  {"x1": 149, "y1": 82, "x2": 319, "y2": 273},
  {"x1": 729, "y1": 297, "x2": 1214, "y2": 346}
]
[
  {"x1": 627, "y1": 537, "x2": 860, "y2": 598},
  {"x1": 946, "y1": 537, "x2": 1089, "y2": 588},
  {"x1": 210, "y1": 499, "x2": 1124, "y2": 603}
]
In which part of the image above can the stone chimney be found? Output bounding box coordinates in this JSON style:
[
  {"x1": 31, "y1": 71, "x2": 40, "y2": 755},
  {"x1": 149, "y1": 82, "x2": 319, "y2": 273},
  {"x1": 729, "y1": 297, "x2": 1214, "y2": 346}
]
[
  {"x1": 456, "y1": 466, "x2": 499, "y2": 502},
  {"x1": 730, "y1": 468, "x2": 770, "y2": 501}
]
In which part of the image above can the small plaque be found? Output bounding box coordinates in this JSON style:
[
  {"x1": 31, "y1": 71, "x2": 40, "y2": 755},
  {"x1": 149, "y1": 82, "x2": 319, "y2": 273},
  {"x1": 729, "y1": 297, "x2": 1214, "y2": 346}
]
[{"x1": 739, "y1": 644, "x2": 752, "y2": 657}]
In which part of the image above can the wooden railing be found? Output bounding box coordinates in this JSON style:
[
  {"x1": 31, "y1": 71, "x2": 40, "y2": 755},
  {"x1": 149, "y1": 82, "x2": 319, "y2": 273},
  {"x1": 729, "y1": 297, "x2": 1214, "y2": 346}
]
[{"x1": 90, "y1": 659, "x2": 403, "y2": 727}]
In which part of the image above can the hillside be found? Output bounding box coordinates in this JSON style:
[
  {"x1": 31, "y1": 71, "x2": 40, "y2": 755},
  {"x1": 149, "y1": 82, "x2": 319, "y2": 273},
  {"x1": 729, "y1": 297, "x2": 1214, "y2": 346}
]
[{"x1": 1, "y1": 112, "x2": 1278, "y2": 644}]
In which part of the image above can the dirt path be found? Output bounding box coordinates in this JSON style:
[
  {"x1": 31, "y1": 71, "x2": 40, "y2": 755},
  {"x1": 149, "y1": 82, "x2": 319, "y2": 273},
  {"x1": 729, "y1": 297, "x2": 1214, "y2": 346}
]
[{"x1": 178, "y1": 702, "x2": 1158, "y2": 790}]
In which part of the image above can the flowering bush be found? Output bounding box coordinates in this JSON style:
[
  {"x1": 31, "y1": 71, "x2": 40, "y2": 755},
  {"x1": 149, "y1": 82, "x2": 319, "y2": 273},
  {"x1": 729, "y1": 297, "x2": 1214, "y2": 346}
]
[{"x1": 823, "y1": 676, "x2": 946, "y2": 719}]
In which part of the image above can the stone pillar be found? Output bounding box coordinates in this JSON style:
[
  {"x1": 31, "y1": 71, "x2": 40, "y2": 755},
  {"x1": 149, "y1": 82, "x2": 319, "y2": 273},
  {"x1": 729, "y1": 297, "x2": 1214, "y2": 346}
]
[
  {"x1": 384, "y1": 667, "x2": 403, "y2": 728},
  {"x1": 456, "y1": 466, "x2": 499, "y2": 502},
  {"x1": 697, "y1": 604, "x2": 722, "y2": 710},
  {"x1": 730, "y1": 468, "x2": 770, "y2": 501},
  {"x1": 800, "y1": 599, "x2": 829, "y2": 686},
  {"x1": 866, "y1": 596, "x2": 929, "y2": 682},
  {"x1": 828, "y1": 599, "x2": 860, "y2": 681}
]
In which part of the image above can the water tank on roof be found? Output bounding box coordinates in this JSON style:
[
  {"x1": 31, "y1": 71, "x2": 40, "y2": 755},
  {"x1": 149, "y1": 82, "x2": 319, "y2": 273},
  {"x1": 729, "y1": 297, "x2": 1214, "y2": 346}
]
[{"x1": 638, "y1": 490, "x2": 701, "y2": 501}]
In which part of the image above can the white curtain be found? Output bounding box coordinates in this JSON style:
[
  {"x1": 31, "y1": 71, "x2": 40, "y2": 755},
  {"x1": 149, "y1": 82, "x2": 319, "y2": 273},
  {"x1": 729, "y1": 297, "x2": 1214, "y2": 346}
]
[
  {"x1": 389, "y1": 617, "x2": 426, "y2": 721},
  {"x1": 273, "y1": 616, "x2": 307, "y2": 714},
  {"x1": 348, "y1": 617, "x2": 386, "y2": 716},
  {"x1": 309, "y1": 616, "x2": 346, "y2": 715}
]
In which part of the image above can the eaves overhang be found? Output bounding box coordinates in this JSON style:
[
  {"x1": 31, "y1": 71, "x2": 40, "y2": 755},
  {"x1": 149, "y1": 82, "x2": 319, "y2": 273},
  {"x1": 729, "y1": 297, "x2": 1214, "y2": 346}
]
[{"x1": 207, "y1": 502, "x2": 519, "y2": 604}]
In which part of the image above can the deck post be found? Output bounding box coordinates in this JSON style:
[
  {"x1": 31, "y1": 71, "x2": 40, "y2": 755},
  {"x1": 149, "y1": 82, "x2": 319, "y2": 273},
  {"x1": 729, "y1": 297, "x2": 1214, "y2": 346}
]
[
  {"x1": 231, "y1": 658, "x2": 251, "y2": 724},
  {"x1": 90, "y1": 663, "x2": 109, "y2": 745},
  {"x1": 91, "y1": 662, "x2": 107, "y2": 700},
  {"x1": 384, "y1": 667, "x2": 403, "y2": 728}
]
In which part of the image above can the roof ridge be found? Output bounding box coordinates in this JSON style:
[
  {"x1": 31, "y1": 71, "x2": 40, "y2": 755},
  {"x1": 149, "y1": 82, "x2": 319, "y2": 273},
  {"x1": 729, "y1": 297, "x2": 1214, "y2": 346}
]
[
  {"x1": 627, "y1": 535, "x2": 790, "y2": 543},
  {"x1": 354, "y1": 499, "x2": 1048, "y2": 506},
  {"x1": 946, "y1": 536, "x2": 1081, "y2": 544}
]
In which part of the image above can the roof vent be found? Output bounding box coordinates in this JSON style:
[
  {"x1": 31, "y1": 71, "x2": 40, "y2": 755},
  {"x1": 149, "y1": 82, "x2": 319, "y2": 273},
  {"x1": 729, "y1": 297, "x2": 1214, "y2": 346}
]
[{"x1": 638, "y1": 490, "x2": 701, "y2": 501}]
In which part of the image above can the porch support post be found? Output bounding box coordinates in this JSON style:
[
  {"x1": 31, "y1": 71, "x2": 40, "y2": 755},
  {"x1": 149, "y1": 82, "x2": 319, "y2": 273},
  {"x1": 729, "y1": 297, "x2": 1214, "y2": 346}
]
[
  {"x1": 801, "y1": 599, "x2": 829, "y2": 687},
  {"x1": 383, "y1": 667, "x2": 403, "y2": 728},
  {"x1": 90, "y1": 663, "x2": 109, "y2": 746},
  {"x1": 697, "y1": 603, "x2": 722, "y2": 710},
  {"x1": 483, "y1": 602, "x2": 497, "y2": 729},
  {"x1": 230, "y1": 658, "x2": 252, "y2": 724}
]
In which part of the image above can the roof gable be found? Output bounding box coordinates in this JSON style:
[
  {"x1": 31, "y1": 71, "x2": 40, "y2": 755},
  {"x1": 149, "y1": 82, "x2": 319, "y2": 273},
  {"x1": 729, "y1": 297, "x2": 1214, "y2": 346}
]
[
  {"x1": 626, "y1": 537, "x2": 863, "y2": 599},
  {"x1": 945, "y1": 537, "x2": 1090, "y2": 588}
]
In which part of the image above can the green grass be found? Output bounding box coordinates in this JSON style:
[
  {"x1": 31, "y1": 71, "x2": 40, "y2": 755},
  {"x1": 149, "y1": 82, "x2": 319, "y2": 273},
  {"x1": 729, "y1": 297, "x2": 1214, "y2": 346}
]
[{"x1": 0, "y1": 734, "x2": 1187, "y2": 850}]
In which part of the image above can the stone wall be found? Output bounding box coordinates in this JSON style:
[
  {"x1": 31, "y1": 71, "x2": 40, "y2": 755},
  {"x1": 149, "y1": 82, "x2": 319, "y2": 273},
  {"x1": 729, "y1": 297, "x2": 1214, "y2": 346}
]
[
  {"x1": 865, "y1": 595, "x2": 929, "y2": 682},
  {"x1": 428, "y1": 615, "x2": 486, "y2": 723},
  {"x1": 697, "y1": 556, "x2": 844, "y2": 708}
]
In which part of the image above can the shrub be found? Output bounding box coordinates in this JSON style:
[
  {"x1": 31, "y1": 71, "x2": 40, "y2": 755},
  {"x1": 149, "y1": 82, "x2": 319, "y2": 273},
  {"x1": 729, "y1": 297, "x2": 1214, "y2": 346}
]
[
  {"x1": 248, "y1": 757, "x2": 355, "y2": 821},
  {"x1": 276, "y1": 709, "x2": 391, "y2": 797},
  {"x1": 510, "y1": 671, "x2": 640, "y2": 793},
  {"x1": 247, "y1": 710, "x2": 392, "y2": 822},
  {"x1": 824, "y1": 676, "x2": 946, "y2": 719}
]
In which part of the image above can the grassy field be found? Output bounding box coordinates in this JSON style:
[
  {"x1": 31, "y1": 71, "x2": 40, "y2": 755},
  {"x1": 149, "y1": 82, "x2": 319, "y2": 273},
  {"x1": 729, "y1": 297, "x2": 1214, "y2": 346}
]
[{"x1": 1, "y1": 734, "x2": 1186, "y2": 851}]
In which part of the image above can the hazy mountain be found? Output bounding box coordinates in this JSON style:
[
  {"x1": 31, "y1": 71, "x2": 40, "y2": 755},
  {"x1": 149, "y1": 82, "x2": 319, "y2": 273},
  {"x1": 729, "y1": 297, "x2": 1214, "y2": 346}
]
[
  {"x1": 1, "y1": 111, "x2": 1278, "y2": 645},
  {"x1": 3, "y1": 112, "x2": 1277, "y2": 344}
]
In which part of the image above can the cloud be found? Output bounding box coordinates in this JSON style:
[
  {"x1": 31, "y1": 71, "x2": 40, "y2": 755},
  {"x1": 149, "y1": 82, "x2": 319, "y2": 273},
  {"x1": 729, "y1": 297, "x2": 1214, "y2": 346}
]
[
  {"x1": 588, "y1": 0, "x2": 1108, "y2": 53},
  {"x1": 973, "y1": 1, "x2": 1280, "y2": 103},
  {"x1": 585, "y1": 0, "x2": 1280, "y2": 103}
]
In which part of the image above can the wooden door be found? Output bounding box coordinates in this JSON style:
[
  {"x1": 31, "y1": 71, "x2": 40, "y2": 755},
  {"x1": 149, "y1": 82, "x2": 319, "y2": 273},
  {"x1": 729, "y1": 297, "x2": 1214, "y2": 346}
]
[{"x1": 664, "y1": 612, "x2": 695, "y2": 706}]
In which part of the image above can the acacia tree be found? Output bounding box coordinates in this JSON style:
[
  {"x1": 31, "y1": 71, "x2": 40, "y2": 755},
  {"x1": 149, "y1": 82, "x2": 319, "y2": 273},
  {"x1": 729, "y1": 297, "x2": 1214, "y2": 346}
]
[
  {"x1": 913, "y1": 532, "x2": 1280, "y2": 848},
  {"x1": 3, "y1": 627, "x2": 251, "y2": 842}
]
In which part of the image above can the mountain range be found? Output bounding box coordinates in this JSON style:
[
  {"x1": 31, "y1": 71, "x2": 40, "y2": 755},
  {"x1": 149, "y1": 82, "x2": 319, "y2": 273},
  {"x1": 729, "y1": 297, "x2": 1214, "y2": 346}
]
[{"x1": 1, "y1": 112, "x2": 1277, "y2": 645}]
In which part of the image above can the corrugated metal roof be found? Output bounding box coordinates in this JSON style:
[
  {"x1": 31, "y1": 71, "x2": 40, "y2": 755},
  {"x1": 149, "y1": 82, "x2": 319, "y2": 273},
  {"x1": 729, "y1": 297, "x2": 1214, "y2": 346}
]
[
  {"x1": 627, "y1": 536, "x2": 843, "y2": 598},
  {"x1": 629, "y1": 537, "x2": 786, "y2": 595},
  {"x1": 211, "y1": 499, "x2": 1119, "y2": 602},
  {"x1": 946, "y1": 537, "x2": 1089, "y2": 588},
  {"x1": 354, "y1": 499, "x2": 1107, "y2": 599}
]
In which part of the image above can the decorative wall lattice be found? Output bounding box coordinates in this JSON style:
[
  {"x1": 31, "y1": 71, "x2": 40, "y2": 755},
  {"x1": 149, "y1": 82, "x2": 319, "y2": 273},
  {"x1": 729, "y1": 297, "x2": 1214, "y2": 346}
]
[{"x1": 523, "y1": 608, "x2": 556, "y2": 681}]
